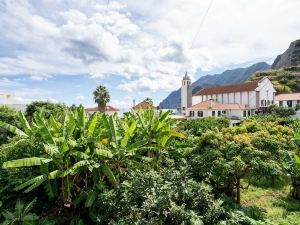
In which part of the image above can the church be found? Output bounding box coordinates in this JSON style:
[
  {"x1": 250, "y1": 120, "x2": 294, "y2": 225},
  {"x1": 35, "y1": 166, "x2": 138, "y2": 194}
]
[{"x1": 181, "y1": 73, "x2": 276, "y2": 119}]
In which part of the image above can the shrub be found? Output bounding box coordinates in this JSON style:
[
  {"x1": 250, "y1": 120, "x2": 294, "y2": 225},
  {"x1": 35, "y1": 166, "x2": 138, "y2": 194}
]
[
  {"x1": 184, "y1": 117, "x2": 230, "y2": 136},
  {"x1": 0, "y1": 106, "x2": 19, "y2": 145}
]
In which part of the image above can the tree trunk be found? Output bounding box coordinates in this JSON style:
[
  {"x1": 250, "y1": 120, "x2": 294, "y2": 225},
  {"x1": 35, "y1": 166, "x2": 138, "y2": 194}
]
[
  {"x1": 236, "y1": 178, "x2": 241, "y2": 205},
  {"x1": 291, "y1": 178, "x2": 300, "y2": 200},
  {"x1": 98, "y1": 104, "x2": 106, "y2": 113}
]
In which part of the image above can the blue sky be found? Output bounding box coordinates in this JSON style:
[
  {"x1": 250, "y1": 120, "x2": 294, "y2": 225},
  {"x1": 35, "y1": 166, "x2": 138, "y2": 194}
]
[{"x1": 0, "y1": 0, "x2": 300, "y2": 108}]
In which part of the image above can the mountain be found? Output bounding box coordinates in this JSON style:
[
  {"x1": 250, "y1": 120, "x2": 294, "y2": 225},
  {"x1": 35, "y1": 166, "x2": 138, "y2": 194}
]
[
  {"x1": 272, "y1": 39, "x2": 300, "y2": 69},
  {"x1": 159, "y1": 62, "x2": 270, "y2": 109},
  {"x1": 249, "y1": 39, "x2": 300, "y2": 94}
]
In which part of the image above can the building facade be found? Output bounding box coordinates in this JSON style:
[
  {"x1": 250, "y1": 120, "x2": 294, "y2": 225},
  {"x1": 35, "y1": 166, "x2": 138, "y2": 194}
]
[
  {"x1": 192, "y1": 77, "x2": 276, "y2": 111},
  {"x1": 186, "y1": 100, "x2": 252, "y2": 120},
  {"x1": 182, "y1": 77, "x2": 276, "y2": 119},
  {"x1": 275, "y1": 93, "x2": 300, "y2": 107}
]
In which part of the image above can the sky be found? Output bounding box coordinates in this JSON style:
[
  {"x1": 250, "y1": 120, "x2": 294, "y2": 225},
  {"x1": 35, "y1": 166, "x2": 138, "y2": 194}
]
[{"x1": 0, "y1": 0, "x2": 300, "y2": 109}]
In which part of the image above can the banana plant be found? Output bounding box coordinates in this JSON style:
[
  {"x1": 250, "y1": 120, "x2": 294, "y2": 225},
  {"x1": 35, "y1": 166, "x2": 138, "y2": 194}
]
[
  {"x1": 126, "y1": 108, "x2": 185, "y2": 162},
  {"x1": 283, "y1": 154, "x2": 300, "y2": 200},
  {"x1": 1, "y1": 107, "x2": 116, "y2": 207},
  {"x1": 1, "y1": 106, "x2": 186, "y2": 211},
  {"x1": 0, "y1": 198, "x2": 38, "y2": 225}
]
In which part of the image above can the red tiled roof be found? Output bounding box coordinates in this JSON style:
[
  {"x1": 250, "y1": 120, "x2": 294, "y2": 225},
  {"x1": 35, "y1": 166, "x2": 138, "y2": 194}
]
[
  {"x1": 193, "y1": 81, "x2": 259, "y2": 96},
  {"x1": 275, "y1": 93, "x2": 300, "y2": 101},
  {"x1": 187, "y1": 100, "x2": 248, "y2": 110},
  {"x1": 85, "y1": 105, "x2": 119, "y2": 112},
  {"x1": 132, "y1": 101, "x2": 157, "y2": 110}
]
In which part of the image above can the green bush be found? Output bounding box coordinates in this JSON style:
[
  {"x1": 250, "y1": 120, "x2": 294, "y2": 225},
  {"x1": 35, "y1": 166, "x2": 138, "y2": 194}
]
[
  {"x1": 0, "y1": 106, "x2": 19, "y2": 145},
  {"x1": 184, "y1": 117, "x2": 230, "y2": 136}
]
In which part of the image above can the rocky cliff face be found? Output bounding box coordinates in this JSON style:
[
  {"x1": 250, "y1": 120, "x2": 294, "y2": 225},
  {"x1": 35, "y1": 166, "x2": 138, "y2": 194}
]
[
  {"x1": 159, "y1": 62, "x2": 270, "y2": 109},
  {"x1": 272, "y1": 39, "x2": 300, "y2": 69}
]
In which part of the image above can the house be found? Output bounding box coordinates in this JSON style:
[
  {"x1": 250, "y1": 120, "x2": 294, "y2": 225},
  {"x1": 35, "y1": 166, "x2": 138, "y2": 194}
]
[
  {"x1": 275, "y1": 93, "x2": 300, "y2": 107},
  {"x1": 85, "y1": 105, "x2": 119, "y2": 116},
  {"x1": 181, "y1": 73, "x2": 276, "y2": 119},
  {"x1": 186, "y1": 100, "x2": 251, "y2": 119},
  {"x1": 132, "y1": 100, "x2": 158, "y2": 114}
]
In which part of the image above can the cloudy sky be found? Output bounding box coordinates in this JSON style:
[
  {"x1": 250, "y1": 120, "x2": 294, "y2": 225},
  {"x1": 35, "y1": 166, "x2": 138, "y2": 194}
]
[{"x1": 0, "y1": 0, "x2": 299, "y2": 108}]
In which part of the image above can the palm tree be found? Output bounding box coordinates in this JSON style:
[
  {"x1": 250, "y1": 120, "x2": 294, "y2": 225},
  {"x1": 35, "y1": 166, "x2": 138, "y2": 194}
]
[{"x1": 93, "y1": 85, "x2": 110, "y2": 113}]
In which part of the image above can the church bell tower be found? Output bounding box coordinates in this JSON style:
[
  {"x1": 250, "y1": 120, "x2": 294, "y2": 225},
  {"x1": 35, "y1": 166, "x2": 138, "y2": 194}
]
[{"x1": 181, "y1": 72, "x2": 192, "y2": 115}]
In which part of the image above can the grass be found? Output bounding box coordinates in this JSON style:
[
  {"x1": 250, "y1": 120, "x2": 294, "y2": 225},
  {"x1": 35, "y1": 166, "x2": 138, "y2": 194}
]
[{"x1": 241, "y1": 184, "x2": 300, "y2": 224}]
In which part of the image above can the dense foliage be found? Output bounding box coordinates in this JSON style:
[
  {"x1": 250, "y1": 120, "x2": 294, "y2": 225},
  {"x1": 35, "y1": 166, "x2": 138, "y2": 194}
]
[
  {"x1": 188, "y1": 120, "x2": 293, "y2": 205},
  {"x1": 0, "y1": 106, "x2": 19, "y2": 145},
  {"x1": 184, "y1": 117, "x2": 230, "y2": 136},
  {"x1": 25, "y1": 101, "x2": 68, "y2": 122},
  {"x1": 0, "y1": 105, "x2": 300, "y2": 224}
]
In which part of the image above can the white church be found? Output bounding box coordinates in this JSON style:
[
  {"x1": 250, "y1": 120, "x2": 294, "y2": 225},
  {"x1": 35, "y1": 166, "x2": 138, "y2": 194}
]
[{"x1": 181, "y1": 73, "x2": 276, "y2": 120}]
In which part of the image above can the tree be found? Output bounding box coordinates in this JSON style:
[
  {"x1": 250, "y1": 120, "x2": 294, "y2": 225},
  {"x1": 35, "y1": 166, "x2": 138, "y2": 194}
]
[
  {"x1": 188, "y1": 120, "x2": 293, "y2": 205},
  {"x1": 0, "y1": 106, "x2": 19, "y2": 145},
  {"x1": 144, "y1": 97, "x2": 153, "y2": 105},
  {"x1": 93, "y1": 85, "x2": 110, "y2": 113},
  {"x1": 25, "y1": 101, "x2": 67, "y2": 122}
]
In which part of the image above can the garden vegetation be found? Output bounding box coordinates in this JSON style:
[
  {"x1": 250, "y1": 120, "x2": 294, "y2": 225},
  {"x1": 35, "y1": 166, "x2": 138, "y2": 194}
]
[{"x1": 0, "y1": 104, "x2": 300, "y2": 224}]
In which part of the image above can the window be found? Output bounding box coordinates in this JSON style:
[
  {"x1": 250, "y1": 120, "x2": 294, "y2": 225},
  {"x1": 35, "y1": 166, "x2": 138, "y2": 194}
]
[
  {"x1": 198, "y1": 111, "x2": 203, "y2": 117},
  {"x1": 279, "y1": 101, "x2": 283, "y2": 106},
  {"x1": 248, "y1": 110, "x2": 251, "y2": 116},
  {"x1": 182, "y1": 107, "x2": 185, "y2": 110},
  {"x1": 189, "y1": 111, "x2": 194, "y2": 117},
  {"x1": 267, "y1": 100, "x2": 270, "y2": 106},
  {"x1": 218, "y1": 111, "x2": 221, "y2": 117},
  {"x1": 297, "y1": 100, "x2": 300, "y2": 104},
  {"x1": 261, "y1": 100, "x2": 264, "y2": 106},
  {"x1": 222, "y1": 110, "x2": 226, "y2": 115},
  {"x1": 287, "y1": 100, "x2": 293, "y2": 107},
  {"x1": 243, "y1": 110, "x2": 247, "y2": 117},
  {"x1": 265, "y1": 100, "x2": 267, "y2": 106},
  {"x1": 212, "y1": 111, "x2": 216, "y2": 116}
]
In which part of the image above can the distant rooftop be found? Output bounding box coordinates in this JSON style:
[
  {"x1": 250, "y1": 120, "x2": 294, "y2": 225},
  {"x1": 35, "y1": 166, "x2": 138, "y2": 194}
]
[
  {"x1": 193, "y1": 81, "x2": 259, "y2": 96},
  {"x1": 275, "y1": 93, "x2": 300, "y2": 101}
]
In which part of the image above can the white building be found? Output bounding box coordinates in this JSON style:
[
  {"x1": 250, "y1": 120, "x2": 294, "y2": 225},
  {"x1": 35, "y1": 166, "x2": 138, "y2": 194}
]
[
  {"x1": 187, "y1": 100, "x2": 251, "y2": 119},
  {"x1": 181, "y1": 72, "x2": 192, "y2": 115},
  {"x1": 192, "y1": 77, "x2": 276, "y2": 112},
  {"x1": 275, "y1": 93, "x2": 300, "y2": 107},
  {"x1": 182, "y1": 77, "x2": 276, "y2": 119}
]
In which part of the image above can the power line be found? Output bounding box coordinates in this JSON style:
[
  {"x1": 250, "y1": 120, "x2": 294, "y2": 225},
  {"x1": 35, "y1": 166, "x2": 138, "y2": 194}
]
[{"x1": 190, "y1": 0, "x2": 214, "y2": 49}]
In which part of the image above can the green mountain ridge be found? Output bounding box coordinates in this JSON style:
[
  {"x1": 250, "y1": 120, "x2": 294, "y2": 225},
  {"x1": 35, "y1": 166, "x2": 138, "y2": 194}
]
[{"x1": 250, "y1": 66, "x2": 300, "y2": 94}]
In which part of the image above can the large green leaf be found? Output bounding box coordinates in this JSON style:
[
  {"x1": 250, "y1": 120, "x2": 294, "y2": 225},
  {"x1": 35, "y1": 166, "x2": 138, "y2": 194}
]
[
  {"x1": 50, "y1": 115, "x2": 61, "y2": 134},
  {"x1": 24, "y1": 175, "x2": 48, "y2": 193},
  {"x1": 15, "y1": 175, "x2": 47, "y2": 192},
  {"x1": 34, "y1": 113, "x2": 55, "y2": 144},
  {"x1": 85, "y1": 188, "x2": 100, "y2": 207},
  {"x1": 86, "y1": 113, "x2": 98, "y2": 137},
  {"x1": 101, "y1": 163, "x2": 118, "y2": 188},
  {"x1": 3, "y1": 157, "x2": 52, "y2": 168},
  {"x1": 94, "y1": 148, "x2": 113, "y2": 158},
  {"x1": 0, "y1": 121, "x2": 28, "y2": 137},
  {"x1": 18, "y1": 111, "x2": 32, "y2": 135},
  {"x1": 63, "y1": 113, "x2": 76, "y2": 139},
  {"x1": 121, "y1": 120, "x2": 137, "y2": 148},
  {"x1": 77, "y1": 105, "x2": 86, "y2": 131},
  {"x1": 44, "y1": 144, "x2": 59, "y2": 157},
  {"x1": 62, "y1": 160, "x2": 92, "y2": 177}
]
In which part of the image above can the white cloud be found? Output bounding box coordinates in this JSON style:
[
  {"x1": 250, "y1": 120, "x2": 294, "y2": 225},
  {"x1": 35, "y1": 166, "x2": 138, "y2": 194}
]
[
  {"x1": 0, "y1": 0, "x2": 299, "y2": 94},
  {"x1": 75, "y1": 95, "x2": 85, "y2": 101}
]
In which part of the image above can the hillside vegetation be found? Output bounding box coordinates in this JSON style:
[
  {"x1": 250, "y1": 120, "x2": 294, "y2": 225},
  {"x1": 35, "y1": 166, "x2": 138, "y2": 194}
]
[{"x1": 250, "y1": 66, "x2": 300, "y2": 93}]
